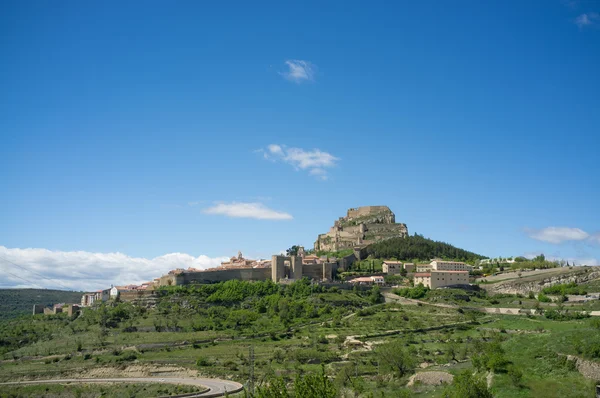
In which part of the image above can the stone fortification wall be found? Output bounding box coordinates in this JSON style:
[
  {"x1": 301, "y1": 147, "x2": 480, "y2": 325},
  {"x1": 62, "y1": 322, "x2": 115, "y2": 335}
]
[
  {"x1": 181, "y1": 268, "x2": 271, "y2": 285},
  {"x1": 347, "y1": 206, "x2": 393, "y2": 220},
  {"x1": 158, "y1": 268, "x2": 272, "y2": 286},
  {"x1": 301, "y1": 262, "x2": 337, "y2": 281},
  {"x1": 315, "y1": 205, "x2": 408, "y2": 252}
]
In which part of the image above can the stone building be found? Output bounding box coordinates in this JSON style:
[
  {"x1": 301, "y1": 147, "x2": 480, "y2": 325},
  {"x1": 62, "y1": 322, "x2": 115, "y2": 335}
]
[
  {"x1": 413, "y1": 270, "x2": 469, "y2": 289},
  {"x1": 382, "y1": 261, "x2": 403, "y2": 275},
  {"x1": 430, "y1": 259, "x2": 473, "y2": 272},
  {"x1": 314, "y1": 206, "x2": 408, "y2": 252}
]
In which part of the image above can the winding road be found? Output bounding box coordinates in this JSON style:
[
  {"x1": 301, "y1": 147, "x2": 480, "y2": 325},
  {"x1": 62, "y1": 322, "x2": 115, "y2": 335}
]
[{"x1": 0, "y1": 377, "x2": 243, "y2": 397}]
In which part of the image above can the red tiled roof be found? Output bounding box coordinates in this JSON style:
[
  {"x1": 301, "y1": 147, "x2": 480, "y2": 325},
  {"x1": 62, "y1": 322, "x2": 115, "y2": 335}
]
[
  {"x1": 384, "y1": 261, "x2": 403, "y2": 264},
  {"x1": 431, "y1": 270, "x2": 469, "y2": 274},
  {"x1": 414, "y1": 273, "x2": 431, "y2": 277}
]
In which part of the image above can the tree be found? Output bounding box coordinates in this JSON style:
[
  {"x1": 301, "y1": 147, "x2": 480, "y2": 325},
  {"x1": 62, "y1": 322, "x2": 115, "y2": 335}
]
[
  {"x1": 286, "y1": 246, "x2": 300, "y2": 256},
  {"x1": 443, "y1": 370, "x2": 493, "y2": 398},
  {"x1": 377, "y1": 340, "x2": 416, "y2": 377},
  {"x1": 369, "y1": 285, "x2": 383, "y2": 305}
]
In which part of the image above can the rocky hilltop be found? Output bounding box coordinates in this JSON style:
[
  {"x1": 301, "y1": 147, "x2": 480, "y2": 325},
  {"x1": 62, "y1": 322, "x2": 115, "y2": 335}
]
[{"x1": 314, "y1": 206, "x2": 408, "y2": 252}]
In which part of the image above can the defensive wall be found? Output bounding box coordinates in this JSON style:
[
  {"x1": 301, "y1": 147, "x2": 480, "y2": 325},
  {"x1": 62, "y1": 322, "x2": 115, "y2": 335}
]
[{"x1": 157, "y1": 256, "x2": 340, "y2": 287}]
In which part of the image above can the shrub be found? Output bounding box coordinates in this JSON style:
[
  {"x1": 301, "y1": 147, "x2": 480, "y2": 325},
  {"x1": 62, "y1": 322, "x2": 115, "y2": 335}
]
[
  {"x1": 196, "y1": 356, "x2": 211, "y2": 367},
  {"x1": 507, "y1": 365, "x2": 523, "y2": 386},
  {"x1": 115, "y1": 353, "x2": 137, "y2": 363},
  {"x1": 537, "y1": 293, "x2": 551, "y2": 303}
]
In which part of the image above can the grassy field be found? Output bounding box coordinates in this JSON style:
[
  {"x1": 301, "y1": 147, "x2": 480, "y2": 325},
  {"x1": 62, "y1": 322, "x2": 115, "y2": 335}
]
[
  {"x1": 0, "y1": 382, "x2": 204, "y2": 397},
  {"x1": 1, "y1": 280, "x2": 599, "y2": 397}
]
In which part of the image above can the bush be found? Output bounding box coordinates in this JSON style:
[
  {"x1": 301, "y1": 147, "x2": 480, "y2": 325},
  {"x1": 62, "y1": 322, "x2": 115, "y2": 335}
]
[
  {"x1": 507, "y1": 365, "x2": 523, "y2": 386},
  {"x1": 542, "y1": 282, "x2": 587, "y2": 296},
  {"x1": 443, "y1": 369, "x2": 493, "y2": 398},
  {"x1": 544, "y1": 309, "x2": 590, "y2": 321},
  {"x1": 115, "y1": 353, "x2": 137, "y2": 363},
  {"x1": 537, "y1": 293, "x2": 551, "y2": 303},
  {"x1": 395, "y1": 284, "x2": 429, "y2": 299},
  {"x1": 196, "y1": 356, "x2": 211, "y2": 366}
]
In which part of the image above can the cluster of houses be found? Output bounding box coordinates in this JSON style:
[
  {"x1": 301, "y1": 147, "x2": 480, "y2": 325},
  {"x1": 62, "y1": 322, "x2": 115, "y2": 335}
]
[
  {"x1": 34, "y1": 255, "x2": 475, "y2": 315},
  {"x1": 348, "y1": 259, "x2": 472, "y2": 289},
  {"x1": 80, "y1": 282, "x2": 154, "y2": 307}
]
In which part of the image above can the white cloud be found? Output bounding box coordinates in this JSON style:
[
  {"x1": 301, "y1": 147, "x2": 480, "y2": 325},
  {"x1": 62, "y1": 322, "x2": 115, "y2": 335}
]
[
  {"x1": 0, "y1": 246, "x2": 227, "y2": 291},
  {"x1": 280, "y1": 60, "x2": 316, "y2": 83},
  {"x1": 262, "y1": 144, "x2": 339, "y2": 180},
  {"x1": 202, "y1": 202, "x2": 293, "y2": 220},
  {"x1": 575, "y1": 12, "x2": 599, "y2": 28},
  {"x1": 527, "y1": 227, "x2": 589, "y2": 244}
]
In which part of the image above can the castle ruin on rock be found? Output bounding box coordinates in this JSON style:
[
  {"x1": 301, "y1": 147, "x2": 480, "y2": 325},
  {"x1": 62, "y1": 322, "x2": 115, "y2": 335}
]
[{"x1": 314, "y1": 206, "x2": 408, "y2": 252}]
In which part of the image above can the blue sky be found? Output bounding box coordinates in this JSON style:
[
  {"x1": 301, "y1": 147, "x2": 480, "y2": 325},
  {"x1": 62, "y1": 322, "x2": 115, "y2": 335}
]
[{"x1": 1, "y1": 1, "x2": 599, "y2": 289}]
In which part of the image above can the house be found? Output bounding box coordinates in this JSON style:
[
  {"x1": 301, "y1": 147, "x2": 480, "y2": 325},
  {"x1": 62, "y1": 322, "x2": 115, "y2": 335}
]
[
  {"x1": 430, "y1": 260, "x2": 473, "y2": 272},
  {"x1": 403, "y1": 263, "x2": 415, "y2": 273},
  {"x1": 413, "y1": 270, "x2": 469, "y2": 289},
  {"x1": 110, "y1": 286, "x2": 120, "y2": 299},
  {"x1": 382, "y1": 261, "x2": 403, "y2": 275},
  {"x1": 80, "y1": 293, "x2": 96, "y2": 307}
]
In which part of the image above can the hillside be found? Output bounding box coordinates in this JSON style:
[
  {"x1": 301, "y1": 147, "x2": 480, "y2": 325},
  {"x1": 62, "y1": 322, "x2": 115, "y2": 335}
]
[
  {"x1": 365, "y1": 234, "x2": 487, "y2": 263},
  {"x1": 0, "y1": 289, "x2": 84, "y2": 320}
]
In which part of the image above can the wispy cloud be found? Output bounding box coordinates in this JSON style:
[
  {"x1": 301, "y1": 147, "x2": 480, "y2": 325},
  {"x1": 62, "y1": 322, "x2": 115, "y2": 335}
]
[
  {"x1": 280, "y1": 60, "x2": 316, "y2": 83},
  {"x1": 261, "y1": 144, "x2": 339, "y2": 180},
  {"x1": 575, "y1": 12, "x2": 599, "y2": 28},
  {"x1": 589, "y1": 233, "x2": 600, "y2": 245},
  {"x1": 202, "y1": 202, "x2": 293, "y2": 220},
  {"x1": 0, "y1": 246, "x2": 228, "y2": 291},
  {"x1": 526, "y1": 227, "x2": 589, "y2": 244}
]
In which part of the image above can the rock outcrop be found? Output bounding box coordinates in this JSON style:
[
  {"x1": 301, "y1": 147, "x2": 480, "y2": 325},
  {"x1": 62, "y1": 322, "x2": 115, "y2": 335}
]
[
  {"x1": 485, "y1": 268, "x2": 600, "y2": 295},
  {"x1": 314, "y1": 206, "x2": 408, "y2": 252}
]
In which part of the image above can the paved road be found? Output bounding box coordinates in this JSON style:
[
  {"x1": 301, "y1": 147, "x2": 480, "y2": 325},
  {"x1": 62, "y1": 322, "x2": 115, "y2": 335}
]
[{"x1": 0, "y1": 377, "x2": 243, "y2": 397}]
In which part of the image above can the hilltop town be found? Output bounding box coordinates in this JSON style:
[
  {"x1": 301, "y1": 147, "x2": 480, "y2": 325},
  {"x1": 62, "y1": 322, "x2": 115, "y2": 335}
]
[
  {"x1": 6, "y1": 206, "x2": 600, "y2": 398},
  {"x1": 33, "y1": 206, "x2": 482, "y2": 315}
]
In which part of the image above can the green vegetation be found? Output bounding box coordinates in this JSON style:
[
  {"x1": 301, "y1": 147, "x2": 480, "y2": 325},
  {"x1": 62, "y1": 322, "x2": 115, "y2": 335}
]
[
  {"x1": 542, "y1": 282, "x2": 587, "y2": 296},
  {"x1": 365, "y1": 234, "x2": 486, "y2": 263},
  {"x1": 0, "y1": 382, "x2": 202, "y2": 397},
  {"x1": 1, "y1": 280, "x2": 600, "y2": 397},
  {"x1": 479, "y1": 254, "x2": 561, "y2": 275},
  {"x1": 316, "y1": 249, "x2": 354, "y2": 258},
  {"x1": 0, "y1": 289, "x2": 83, "y2": 320},
  {"x1": 395, "y1": 284, "x2": 429, "y2": 299}
]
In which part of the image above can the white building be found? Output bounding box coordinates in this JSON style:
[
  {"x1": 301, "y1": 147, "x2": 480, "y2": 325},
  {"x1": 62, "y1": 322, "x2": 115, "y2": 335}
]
[
  {"x1": 110, "y1": 286, "x2": 120, "y2": 299},
  {"x1": 349, "y1": 276, "x2": 385, "y2": 285},
  {"x1": 413, "y1": 270, "x2": 469, "y2": 289},
  {"x1": 430, "y1": 260, "x2": 473, "y2": 272}
]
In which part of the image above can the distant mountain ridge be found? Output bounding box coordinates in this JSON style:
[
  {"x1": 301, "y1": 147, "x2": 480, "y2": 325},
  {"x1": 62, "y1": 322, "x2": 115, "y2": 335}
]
[{"x1": 0, "y1": 288, "x2": 83, "y2": 320}]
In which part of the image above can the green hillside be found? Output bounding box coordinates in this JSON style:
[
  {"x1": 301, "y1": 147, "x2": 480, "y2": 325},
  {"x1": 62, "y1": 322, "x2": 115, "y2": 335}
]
[
  {"x1": 365, "y1": 234, "x2": 487, "y2": 263},
  {"x1": 0, "y1": 289, "x2": 84, "y2": 320}
]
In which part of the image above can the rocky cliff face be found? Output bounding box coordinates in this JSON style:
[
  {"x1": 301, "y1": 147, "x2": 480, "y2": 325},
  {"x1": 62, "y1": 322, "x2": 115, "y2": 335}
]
[
  {"x1": 485, "y1": 269, "x2": 600, "y2": 295},
  {"x1": 314, "y1": 206, "x2": 408, "y2": 252}
]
